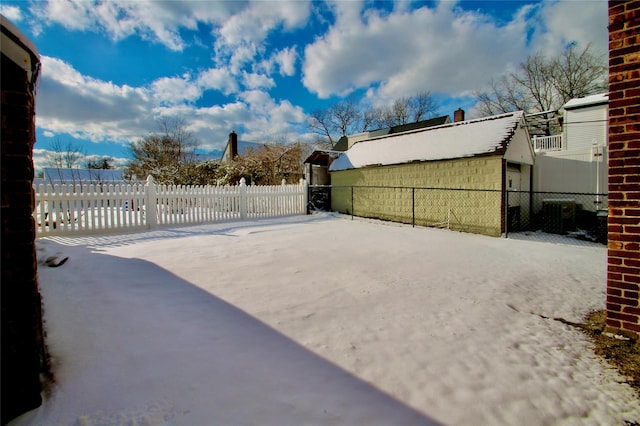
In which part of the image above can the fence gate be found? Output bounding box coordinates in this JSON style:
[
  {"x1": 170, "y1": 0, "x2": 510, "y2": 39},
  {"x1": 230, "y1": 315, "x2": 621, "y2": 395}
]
[{"x1": 308, "y1": 185, "x2": 331, "y2": 212}]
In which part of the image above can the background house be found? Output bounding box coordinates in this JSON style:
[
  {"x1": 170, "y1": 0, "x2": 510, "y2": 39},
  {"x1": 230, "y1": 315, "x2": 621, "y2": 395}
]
[
  {"x1": 220, "y1": 131, "x2": 267, "y2": 162},
  {"x1": 333, "y1": 114, "x2": 452, "y2": 151},
  {"x1": 524, "y1": 93, "x2": 609, "y2": 238},
  {"x1": 329, "y1": 111, "x2": 534, "y2": 236},
  {"x1": 35, "y1": 167, "x2": 125, "y2": 187},
  {"x1": 533, "y1": 93, "x2": 608, "y2": 206},
  {"x1": 307, "y1": 114, "x2": 455, "y2": 185}
]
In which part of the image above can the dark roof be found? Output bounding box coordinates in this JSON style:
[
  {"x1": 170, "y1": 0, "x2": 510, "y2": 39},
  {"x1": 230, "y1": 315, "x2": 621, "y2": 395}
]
[
  {"x1": 334, "y1": 136, "x2": 349, "y2": 152},
  {"x1": 388, "y1": 115, "x2": 451, "y2": 134},
  {"x1": 304, "y1": 150, "x2": 340, "y2": 166}
]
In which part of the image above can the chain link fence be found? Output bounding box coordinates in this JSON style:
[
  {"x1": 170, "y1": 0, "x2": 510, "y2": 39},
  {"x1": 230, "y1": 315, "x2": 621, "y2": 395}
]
[
  {"x1": 310, "y1": 185, "x2": 607, "y2": 245},
  {"x1": 506, "y1": 190, "x2": 608, "y2": 244},
  {"x1": 329, "y1": 185, "x2": 504, "y2": 236}
]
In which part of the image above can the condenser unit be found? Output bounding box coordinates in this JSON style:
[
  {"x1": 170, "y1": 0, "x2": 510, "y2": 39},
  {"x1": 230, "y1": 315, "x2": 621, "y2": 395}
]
[{"x1": 542, "y1": 199, "x2": 576, "y2": 234}]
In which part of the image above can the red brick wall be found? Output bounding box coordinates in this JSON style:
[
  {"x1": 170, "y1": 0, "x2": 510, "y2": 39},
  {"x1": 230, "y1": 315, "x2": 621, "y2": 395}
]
[
  {"x1": 1, "y1": 41, "x2": 44, "y2": 423},
  {"x1": 607, "y1": 0, "x2": 640, "y2": 338}
]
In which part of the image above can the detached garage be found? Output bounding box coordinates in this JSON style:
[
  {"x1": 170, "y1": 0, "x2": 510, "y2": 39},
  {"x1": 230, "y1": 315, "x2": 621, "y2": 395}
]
[{"x1": 329, "y1": 111, "x2": 534, "y2": 237}]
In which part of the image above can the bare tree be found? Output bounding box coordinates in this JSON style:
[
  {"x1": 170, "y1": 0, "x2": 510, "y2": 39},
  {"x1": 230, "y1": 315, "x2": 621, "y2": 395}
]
[
  {"x1": 391, "y1": 97, "x2": 411, "y2": 126},
  {"x1": 475, "y1": 78, "x2": 518, "y2": 115},
  {"x1": 308, "y1": 99, "x2": 363, "y2": 148},
  {"x1": 410, "y1": 90, "x2": 440, "y2": 122},
  {"x1": 550, "y1": 42, "x2": 607, "y2": 102},
  {"x1": 86, "y1": 157, "x2": 113, "y2": 169},
  {"x1": 157, "y1": 117, "x2": 198, "y2": 163},
  {"x1": 475, "y1": 43, "x2": 606, "y2": 117},
  {"x1": 45, "y1": 138, "x2": 85, "y2": 169},
  {"x1": 331, "y1": 99, "x2": 362, "y2": 138},
  {"x1": 370, "y1": 91, "x2": 440, "y2": 129},
  {"x1": 308, "y1": 108, "x2": 336, "y2": 147},
  {"x1": 310, "y1": 91, "x2": 440, "y2": 145},
  {"x1": 361, "y1": 107, "x2": 378, "y2": 132}
]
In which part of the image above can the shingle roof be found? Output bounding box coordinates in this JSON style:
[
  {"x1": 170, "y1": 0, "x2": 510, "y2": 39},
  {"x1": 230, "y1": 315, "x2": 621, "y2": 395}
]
[
  {"x1": 329, "y1": 111, "x2": 525, "y2": 172},
  {"x1": 388, "y1": 115, "x2": 451, "y2": 134}
]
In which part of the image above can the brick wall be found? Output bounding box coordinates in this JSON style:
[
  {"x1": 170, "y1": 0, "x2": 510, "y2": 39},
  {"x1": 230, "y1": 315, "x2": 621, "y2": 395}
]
[
  {"x1": 607, "y1": 0, "x2": 640, "y2": 338},
  {"x1": 1, "y1": 31, "x2": 44, "y2": 423}
]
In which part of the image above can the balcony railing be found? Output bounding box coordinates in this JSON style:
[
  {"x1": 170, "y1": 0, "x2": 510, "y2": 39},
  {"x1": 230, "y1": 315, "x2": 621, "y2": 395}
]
[{"x1": 533, "y1": 134, "x2": 563, "y2": 152}]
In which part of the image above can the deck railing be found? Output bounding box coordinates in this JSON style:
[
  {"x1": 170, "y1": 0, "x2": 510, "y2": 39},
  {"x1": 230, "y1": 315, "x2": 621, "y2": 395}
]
[
  {"x1": 533, "y1": 134, "x2": 563, "y2": 152},
  {"x1": 34, "y1": 176, "x2": 307, "y2": 236}
]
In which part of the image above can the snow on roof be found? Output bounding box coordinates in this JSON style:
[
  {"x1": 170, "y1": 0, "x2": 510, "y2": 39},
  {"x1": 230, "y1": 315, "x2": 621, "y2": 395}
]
[
  {"x1": 42, "y1": 168, "x2": 124, "y2": 183},
  {"x1": 329, "y1": 111, "x2": 524, "y2": 172},
  {"x1": 562, "y1": 93, "x2": 608, "y2": 110}
]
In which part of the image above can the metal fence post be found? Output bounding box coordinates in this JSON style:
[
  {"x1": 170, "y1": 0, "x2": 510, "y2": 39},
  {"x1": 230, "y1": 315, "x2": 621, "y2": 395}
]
[
  {"x1": 351, "y1": 186, "x2": 354, "y2": 220},
  {"x1": 412, "y1": 187, "x2": 415, "y2": 227},
  {"x1": 504, "y1": 189, "x2": 509, "y2": 238}
]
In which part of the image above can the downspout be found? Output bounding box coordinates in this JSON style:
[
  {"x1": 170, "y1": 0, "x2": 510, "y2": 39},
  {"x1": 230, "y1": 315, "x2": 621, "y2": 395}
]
[{"x1": 592, "y1": 141, "x2": 602, "y2": 209}]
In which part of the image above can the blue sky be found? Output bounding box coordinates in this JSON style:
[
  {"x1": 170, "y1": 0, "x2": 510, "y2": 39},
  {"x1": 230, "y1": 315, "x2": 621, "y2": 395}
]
[{"x1": 1, "y1": 1, "x2": 607, "y2": 172}]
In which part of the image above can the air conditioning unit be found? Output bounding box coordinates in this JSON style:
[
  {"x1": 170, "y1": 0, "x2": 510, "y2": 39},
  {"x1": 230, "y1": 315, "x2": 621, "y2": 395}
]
[{"x1": 542, "y1": 199, "x2": 576, "y2": 234}]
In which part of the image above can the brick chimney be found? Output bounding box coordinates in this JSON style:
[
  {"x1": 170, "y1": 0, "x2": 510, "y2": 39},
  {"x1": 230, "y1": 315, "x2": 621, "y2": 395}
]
[
  {"x1": 229, "y1": 131, "x2": 238, "y2": 160},
  {"x1": 454, "y1": 108, "x2": 465, "y2": 123}
]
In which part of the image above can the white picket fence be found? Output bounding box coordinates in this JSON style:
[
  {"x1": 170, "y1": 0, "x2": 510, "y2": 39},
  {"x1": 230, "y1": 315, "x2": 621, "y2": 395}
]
[{"x1": 34, "y1": 176, "x2": 308, "y2": 236}]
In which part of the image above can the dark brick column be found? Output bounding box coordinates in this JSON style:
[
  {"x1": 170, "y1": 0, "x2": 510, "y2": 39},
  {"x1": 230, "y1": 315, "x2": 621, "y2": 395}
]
[
  {"x1": 607, "y1": 0, "x2": 640, "y2": 338},
  {"x1": 1, "y1": 19, "x2": 44, "y2": 423}
]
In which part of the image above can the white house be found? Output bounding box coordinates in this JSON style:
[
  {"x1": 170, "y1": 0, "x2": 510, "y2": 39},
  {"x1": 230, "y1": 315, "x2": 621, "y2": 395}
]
[{"x1": 532, "y1": 93, "x2": 608, "y2": 210}]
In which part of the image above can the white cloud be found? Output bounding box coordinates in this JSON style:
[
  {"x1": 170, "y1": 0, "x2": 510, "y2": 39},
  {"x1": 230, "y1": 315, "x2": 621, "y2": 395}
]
[
  {"x1": 273, "y1": 47, "x2": 298, "y2": 77},
  {"x1": 29, "y1": 0, "x2": 243, "y2": 51},
  {"x1": 213, "y1": 1, "x2": 310, "y2": 72},
  {"x1": 235, "y1": 90, "x2": 307, "y2": 141},
  {"x1": 217, "y1": 1, "x2": 310, "y2": 46},
  {"x1": 0, "y1": 5, "x2": 23, "y2": 22},
  {"x1": 303, "y1": 3, "x2": 530, "y2": 99},
  {"x1": 270, "y1": 100, "x2": 306, "y2": 124},
  {"x1": 302, "y1": 1, "x2": 607, "y2": 102},
  {"x1": 31, "y1": 147, "x2": 131, "y2": 174},
  {"x1": 185, "y1": 102, "x2": 253, "y2": 149},
  {"x1": 258, "y1": 47, "x2": 299, "y2": 77},
  {"x1": 242, "y1": 71, "x2": 275, "y2": 90},
  {"x1": 35, "y1": 55, "x2": 309, "y2": 153},
  {"x1": 197, "y1": 68, "x2": 240, "y2": 96},
  {"x1": 529, "y1": 0, "x2": 608, "y2": 56},
  {"x1": 37, "y1": 56, "x2": 154, "y2": 142},
  {"x1": 240, "y1": 90, "x2": 273, "y2": 111},
  {"x1": 152, "y1": 74, "x2": 202, "y2": 105},
  {"x1": 32, "y1": 148, "x2": 50, "y2": 175}
]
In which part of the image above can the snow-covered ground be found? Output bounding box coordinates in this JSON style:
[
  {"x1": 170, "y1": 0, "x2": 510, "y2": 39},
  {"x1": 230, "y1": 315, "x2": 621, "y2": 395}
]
[{"x1": 13, "y1": 213, "x2": 640, "y2": 425}]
